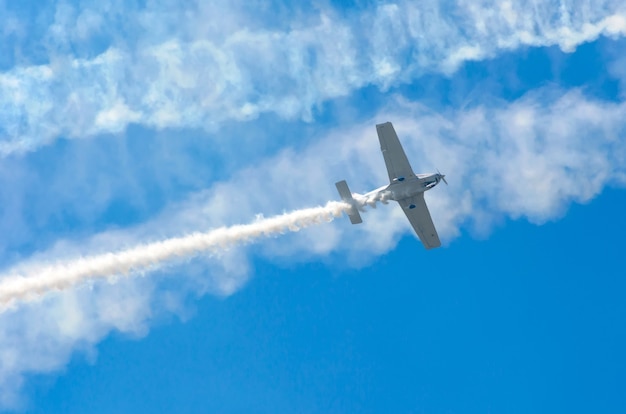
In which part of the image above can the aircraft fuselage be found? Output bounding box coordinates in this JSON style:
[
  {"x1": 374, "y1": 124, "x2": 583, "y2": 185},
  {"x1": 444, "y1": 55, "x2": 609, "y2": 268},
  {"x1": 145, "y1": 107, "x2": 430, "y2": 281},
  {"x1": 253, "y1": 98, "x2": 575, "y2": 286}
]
[{"x1": 363, "y1": 173, "x2": 444, "y2": 204}]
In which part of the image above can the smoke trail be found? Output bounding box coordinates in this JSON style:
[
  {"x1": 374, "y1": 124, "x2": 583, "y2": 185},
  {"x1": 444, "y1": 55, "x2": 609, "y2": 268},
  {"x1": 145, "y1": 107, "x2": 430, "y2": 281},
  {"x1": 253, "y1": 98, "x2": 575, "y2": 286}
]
[
  {"x1": 0, "y1": 201, "x2": 351, "y2": 309},
  {"x1": 3, "y1": 2, "x2": 626, "y2": 155}
]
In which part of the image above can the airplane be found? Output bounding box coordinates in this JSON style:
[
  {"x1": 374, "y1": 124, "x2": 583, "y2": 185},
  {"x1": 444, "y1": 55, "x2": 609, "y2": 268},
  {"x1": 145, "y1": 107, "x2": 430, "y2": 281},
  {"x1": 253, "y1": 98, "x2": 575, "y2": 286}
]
[{"x1": 335, "y1": 122, "x2": 446, "y2": 250}]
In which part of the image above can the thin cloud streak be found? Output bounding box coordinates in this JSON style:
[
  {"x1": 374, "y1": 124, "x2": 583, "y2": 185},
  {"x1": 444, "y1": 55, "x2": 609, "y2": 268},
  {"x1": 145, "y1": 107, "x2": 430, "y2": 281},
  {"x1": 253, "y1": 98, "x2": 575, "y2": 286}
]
[{"x1": 1, "y1": 1, "x2": 626, "y2": 154}]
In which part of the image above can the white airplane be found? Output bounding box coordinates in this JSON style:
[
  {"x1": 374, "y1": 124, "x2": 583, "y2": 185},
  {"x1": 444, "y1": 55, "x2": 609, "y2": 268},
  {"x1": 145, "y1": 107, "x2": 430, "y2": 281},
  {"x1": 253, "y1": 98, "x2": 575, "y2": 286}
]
[{"x1": 336, "y1": 122, "x2": 446, "y2": 250}]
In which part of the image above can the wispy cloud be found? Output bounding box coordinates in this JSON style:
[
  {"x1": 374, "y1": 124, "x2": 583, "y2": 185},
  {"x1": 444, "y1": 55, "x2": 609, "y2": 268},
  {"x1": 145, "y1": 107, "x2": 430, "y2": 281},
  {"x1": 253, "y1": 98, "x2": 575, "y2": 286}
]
[
  {"x1": 1, "y1": 0, "x2": 626, "y2": 154},
  {"x1": 2, "y1": 0, "x2": 626, "y2": 409},
  {"x1": 1, "y1": 85, "x2": 624, "y2": 407}
]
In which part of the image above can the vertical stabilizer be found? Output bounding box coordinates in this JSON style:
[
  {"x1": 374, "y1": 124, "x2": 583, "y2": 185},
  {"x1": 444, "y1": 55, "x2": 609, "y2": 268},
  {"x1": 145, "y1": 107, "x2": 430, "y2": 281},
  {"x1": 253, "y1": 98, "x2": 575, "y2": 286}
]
[{"x1": 335, "y1": 180, "x2": 363, "y2": 224}]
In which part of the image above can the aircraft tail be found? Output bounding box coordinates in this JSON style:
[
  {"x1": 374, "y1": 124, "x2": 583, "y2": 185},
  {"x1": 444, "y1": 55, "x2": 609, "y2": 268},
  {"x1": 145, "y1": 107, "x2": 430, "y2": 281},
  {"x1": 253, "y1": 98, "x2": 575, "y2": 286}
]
[{"x1": 335, "y1": 180, "x2": 363, "y2": 224}]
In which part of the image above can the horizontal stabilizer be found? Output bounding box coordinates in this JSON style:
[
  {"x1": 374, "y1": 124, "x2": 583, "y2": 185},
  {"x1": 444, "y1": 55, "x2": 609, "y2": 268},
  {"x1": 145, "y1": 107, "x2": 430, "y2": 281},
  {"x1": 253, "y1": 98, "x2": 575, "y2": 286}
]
[{"x1": 335, "y1": 180, "x2": 363, "y2": 224}]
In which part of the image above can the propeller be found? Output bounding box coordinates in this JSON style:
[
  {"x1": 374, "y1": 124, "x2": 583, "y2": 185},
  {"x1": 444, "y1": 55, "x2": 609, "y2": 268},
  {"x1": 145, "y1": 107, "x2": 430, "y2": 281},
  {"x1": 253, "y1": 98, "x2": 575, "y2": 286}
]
[{"x1": 437, "y1": 169, "x2": 448, "y2": 185}]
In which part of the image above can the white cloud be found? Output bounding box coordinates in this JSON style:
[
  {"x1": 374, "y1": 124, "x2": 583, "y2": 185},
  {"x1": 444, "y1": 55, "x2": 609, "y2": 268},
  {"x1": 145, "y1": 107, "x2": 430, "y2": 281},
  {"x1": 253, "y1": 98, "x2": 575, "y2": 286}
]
[
  {"x1": 0, "y1": 86, "x2": 624, "y2": 407},
  {"x1": 1, "y1": 0, "x2": 626, "y2": 408},
  {"x1": 94, "y1": 100, "x2": 141, "y2": 132},
  {"x1": 1, "y1": 0, "x2": 626, "y2": 154}
]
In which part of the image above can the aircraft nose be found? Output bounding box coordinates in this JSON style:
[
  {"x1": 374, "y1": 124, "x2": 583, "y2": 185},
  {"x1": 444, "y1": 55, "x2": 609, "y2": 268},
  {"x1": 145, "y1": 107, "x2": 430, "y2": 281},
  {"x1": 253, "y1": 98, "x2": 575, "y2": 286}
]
[
  {"x1": 437, "y1": 171, "x2": 448, "y2": 185},
  {"x1": 436, "y1": 169, "x2": 447, "y2": 185}
]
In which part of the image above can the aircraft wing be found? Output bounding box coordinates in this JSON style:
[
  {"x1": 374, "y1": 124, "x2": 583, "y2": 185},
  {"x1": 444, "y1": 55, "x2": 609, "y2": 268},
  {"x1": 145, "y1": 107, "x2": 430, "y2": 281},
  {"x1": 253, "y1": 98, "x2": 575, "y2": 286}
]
[
  {"x1": 376, "y1": 122, "x2": 416, "y2": 183},
  {"x1": 398, "y1": 193, "x2": 441, "y2": 249}
]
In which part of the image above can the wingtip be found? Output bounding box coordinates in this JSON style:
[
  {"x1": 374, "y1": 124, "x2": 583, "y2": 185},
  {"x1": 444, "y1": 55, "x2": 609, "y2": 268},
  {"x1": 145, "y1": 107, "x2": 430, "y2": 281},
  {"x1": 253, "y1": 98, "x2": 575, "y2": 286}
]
[{"x1": 424, "y1": 242, "x2": 442, "y2": 250}]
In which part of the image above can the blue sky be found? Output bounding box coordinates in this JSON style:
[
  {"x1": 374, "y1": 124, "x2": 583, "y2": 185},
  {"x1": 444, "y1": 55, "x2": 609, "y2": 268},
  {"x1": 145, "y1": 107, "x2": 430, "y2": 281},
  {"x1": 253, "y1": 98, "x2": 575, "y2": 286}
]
[{"x1": 1, "y1": 0, "x2": 626, "y2": 412}]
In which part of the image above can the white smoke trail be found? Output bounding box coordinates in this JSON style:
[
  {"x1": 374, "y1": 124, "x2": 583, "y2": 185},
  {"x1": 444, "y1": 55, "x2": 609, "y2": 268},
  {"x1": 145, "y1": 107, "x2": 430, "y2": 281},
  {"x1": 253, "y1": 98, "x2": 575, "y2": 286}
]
[{"x1": 0, "y1": 201, "x2": 351, "y2": 309}]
